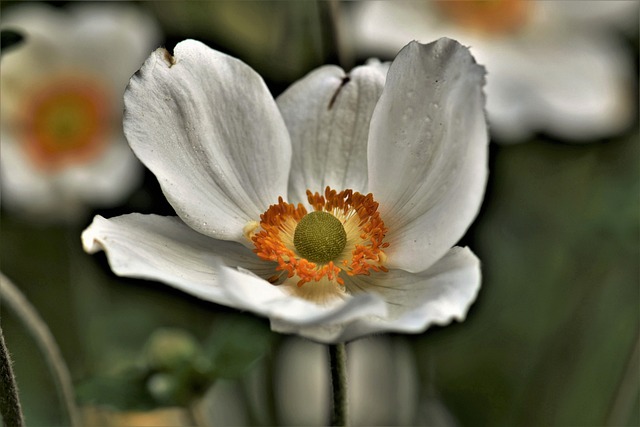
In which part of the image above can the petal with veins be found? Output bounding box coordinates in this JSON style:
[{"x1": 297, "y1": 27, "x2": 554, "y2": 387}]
[
  {"x1": 368, "y1": 38, "x2": 488, "y2": 273},
  {"x1": 215, "y1": 263, "x2": 388, "y2": 343},
  {"x1": 277, "y1": 64, "x2": 386, "y2": 203},
  {"x1": 81, "y1": 213, "x2": 272, "y2": 304},
  {"x1": 124, "y1": 40, "x2": 292, "y2": 244},
  {"x1": 344, "y1": 246, "x2": 481, "y2": 335}
]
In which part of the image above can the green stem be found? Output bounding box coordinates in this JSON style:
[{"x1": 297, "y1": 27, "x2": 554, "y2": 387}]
[
  {"x1": 329, "y1": 342, "x2": 348, "y2": 426},
  {"x1": 0, "y1": 326, "x2": 24, "y2": 427},
  {"x1": 0, "y1": 272, "x2": 80, "y2": 426}
]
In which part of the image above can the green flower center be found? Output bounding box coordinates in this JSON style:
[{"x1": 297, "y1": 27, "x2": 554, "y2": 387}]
[{"x1": 293, "y1": 211, "x2": 347, "y2": 263}]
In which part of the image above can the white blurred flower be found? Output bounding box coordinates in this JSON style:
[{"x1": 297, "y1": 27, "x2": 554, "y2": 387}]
[
  {"x1": 276, "y1": 336, "x2": 419, "y2": 425},
  {"x1": 0, "y1": 3, "x2": 161, "y2": 221},
  {"x1": 82, "y1": 38, "x2": 487, "y2": 343},
  {"x1": 347, "y1": 0, "x2": 638, "y2": 142}
]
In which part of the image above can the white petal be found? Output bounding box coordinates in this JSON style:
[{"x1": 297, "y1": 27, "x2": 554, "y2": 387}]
[
  {"x1": 347, "y1": 0, "x2": 444, "y2": 58},
  {"x1": 211, "y1": 246, "x2": 479, "y2": 343},
  {"x1": 367, "y1": 39, "x2": 488, "y2": 273},
  {"x1": 0, "y1": 132, "x2": 86, "y2": 221},
  {"x1": 215, "y1": 264, "x2": 388, "y2": 343},
  {"x1": 81, "y1": 213, "x2": 272, "y2": 304},
  {"x1": 484, "y1": 34, "x2": 635, "y2": 142},
  {"x1": 1, "y1": 4, "x2": 72, "y2": 52},
  {"x1": 1, "y1": 5, "x2": 74, "y2": 121},
  {"x1": 0, "y1": 134, "x2": 142, "y2": 221},
  {"x1": 58, "y1": 137, "x2": 142, "y2": 208},
  {"x1": 344, "y1": 246, "x2": 481, "y2": 335},
  {"x1": 123, "y1": 40, "x2": 292, "y2": 243},
  {"x1": 277, "y1": 64, "x2": 386, "y2": 203},
  {"x1": 0, "y1": 3, "x2": 159, "y2": 100},
  {"x1": 69, "y1": 3, "x2": 162, "y2": 89}
]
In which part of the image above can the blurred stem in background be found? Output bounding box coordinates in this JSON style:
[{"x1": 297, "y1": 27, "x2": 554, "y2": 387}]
[{"x1": 0, "y1": 273, "x2": 79, "y2": 426}]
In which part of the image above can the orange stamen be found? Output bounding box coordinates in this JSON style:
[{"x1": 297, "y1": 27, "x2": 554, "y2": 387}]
[{"x1": 251, "y1": 187, "x2": 389, "y2": 290}]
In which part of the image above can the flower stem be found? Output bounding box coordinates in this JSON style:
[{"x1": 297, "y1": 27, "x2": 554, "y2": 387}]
[
  {"x1": 329, "y1": 342, "x2": 348, "y2": 426},
  {"x1": 0, "y1": 325, "x2": 24, "y2": 427},
  {"x1": 0, "y1": 272, "x2": 80, "y2": 426}
]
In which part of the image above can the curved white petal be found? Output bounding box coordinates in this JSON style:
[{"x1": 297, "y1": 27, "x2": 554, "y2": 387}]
[
  {"x1": 81, "y1": 213, "x2": 273, "y2": 304},
  {"x1": 215, "y1": 246, "x2": 478, "y2": 342},
  {"x1": 277, "y1": 64, "x2": 386, "y2": 203},
  {"x1": 214, "y1": 264, "x2": 388, "y2": 343},
  {"x1": 123, "y1": 40, "x2": 292, "y2": 243},
  {"x1": 344, "y1": 246, "x2": 481, "y2": 335},
  {"x1": 368, "y1": 39, "x2": 488, "y2": 273}
]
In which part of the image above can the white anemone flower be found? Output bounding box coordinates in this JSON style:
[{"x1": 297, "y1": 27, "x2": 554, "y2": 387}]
[
  {"x1": 347, "y1": 0, "x2": 638, "y2": 143},
  {"x1": 0, "y1": 3, "x2": 161, "y2": 221},
  {"x1": 82, "y1": 38, "x2": 487, "y2": 343}
]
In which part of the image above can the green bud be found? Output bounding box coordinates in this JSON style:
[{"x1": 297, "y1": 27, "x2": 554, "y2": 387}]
[{"x1": 144, "y1": 328, "x2": 200, "y2": 371}]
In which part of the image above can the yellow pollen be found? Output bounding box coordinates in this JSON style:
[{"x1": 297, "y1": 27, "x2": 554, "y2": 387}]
[{"x1": 250, "y1": 187, "x2": 389, "y2": 296}]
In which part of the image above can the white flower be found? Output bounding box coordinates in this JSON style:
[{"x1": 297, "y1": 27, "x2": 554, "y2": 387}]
[
  {"x1": 0, "y1": 3, "x2": 161, "y2": 221},
  {"x1": 82, "y1": 38, "x2": 487, "y2": 343},
  {"x1": 346, "y1": 0, "x2": 637, "y2": 142}
]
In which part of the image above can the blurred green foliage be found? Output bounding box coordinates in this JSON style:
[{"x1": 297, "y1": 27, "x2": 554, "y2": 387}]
[{"x1": 75, "y1": 318, "x2": 272, "y2": 410}]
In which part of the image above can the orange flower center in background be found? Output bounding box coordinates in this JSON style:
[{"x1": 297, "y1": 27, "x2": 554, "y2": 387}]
[
  {"x1": 20, "y1": 76, "x2": 112, "y2": 171},
  {"x1": 435, "y1": 0, "x2": 532, "y2": 36},
  {"x1": 250, "y1": 187, "x2": 389, "y2": 291}
]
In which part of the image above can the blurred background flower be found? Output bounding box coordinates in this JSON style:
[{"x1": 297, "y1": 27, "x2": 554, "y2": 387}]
[
  {"x1": 0, "y1": 3, "x2": 161, "y2": 222},
  {"x1": 345, "y1": 0, "x2": 638, "y2": 143},
  {"x1": 0, "y1": 1, "x2": 637, "y2": 426},
  {"x1": 275, "y1": 336, "x2": 419, "y2": 426}
]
